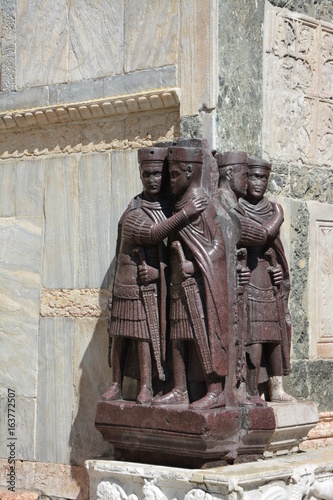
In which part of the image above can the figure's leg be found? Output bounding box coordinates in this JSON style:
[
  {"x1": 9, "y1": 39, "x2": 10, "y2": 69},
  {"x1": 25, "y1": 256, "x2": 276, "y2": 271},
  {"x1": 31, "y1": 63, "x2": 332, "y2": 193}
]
[
  {"x1": 152, "y1": 341, "x2": 189, "y2": 406},
  {"x1": 136, "y1": 340, "x2": 153, "y2": 405},
  {"x1": 101, "y1": 337, "x2": 124, "y2": 401},
  {"x1": 265, "y1": 344, "x2": 296, "y2": 402},
  {"x1": 246, "y1": 343, "x2": 266, "y2": 406}
]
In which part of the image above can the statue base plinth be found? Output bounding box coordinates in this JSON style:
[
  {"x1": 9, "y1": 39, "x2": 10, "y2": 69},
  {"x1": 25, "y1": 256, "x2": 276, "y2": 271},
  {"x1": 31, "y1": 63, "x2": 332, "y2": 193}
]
[
  {"x1": 96, "y1": 399, "x2": 318, "y2": 467},
  {"x1": 95, "y1": 400, "x2": 276, "y2": 467}
]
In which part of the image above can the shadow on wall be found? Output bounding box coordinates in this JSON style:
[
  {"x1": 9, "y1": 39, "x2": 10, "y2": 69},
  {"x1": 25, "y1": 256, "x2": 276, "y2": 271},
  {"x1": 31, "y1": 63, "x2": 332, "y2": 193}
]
[{"x1": 69, "y1": 258, "x2": 116, "y2": 499}]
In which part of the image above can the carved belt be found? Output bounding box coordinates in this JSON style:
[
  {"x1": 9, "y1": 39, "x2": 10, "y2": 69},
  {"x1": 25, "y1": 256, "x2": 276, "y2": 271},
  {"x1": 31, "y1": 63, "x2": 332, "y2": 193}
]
[
  {"x1": 248, "y1": 284, "x2": 275, "y2": 302},
  {"x1": 113, "y1": 282, "x2": 140, "y2": 299}
]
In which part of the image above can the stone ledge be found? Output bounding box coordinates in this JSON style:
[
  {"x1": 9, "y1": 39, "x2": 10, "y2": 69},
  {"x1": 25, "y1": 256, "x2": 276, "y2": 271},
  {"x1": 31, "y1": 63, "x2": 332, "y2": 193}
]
[
  {"x1": 86, "y1": 447, "x2": 333, "y2": 499},
  {"x1": 0, "y1": 88, "x2": 180, "y2": 131}
]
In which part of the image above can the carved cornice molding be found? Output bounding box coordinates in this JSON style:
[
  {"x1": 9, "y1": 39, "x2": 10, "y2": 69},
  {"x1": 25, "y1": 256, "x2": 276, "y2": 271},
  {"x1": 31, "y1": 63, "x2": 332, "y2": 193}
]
[{"x1": 0, "y1": 88, "x2": 180, "y2": 131}]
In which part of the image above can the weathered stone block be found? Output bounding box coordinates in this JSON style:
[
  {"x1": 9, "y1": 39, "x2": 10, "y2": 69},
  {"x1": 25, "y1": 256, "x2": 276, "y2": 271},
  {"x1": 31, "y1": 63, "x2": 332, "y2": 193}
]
[
  {"x1": 0, "y1": 217, "x2": 42, "y2": 398},
  {"x1": 36, "y1": 317, "x2": 74, "y2": 464},
  {"x1": 0, "y1": 459, "x2": 88, "y2": 500}
]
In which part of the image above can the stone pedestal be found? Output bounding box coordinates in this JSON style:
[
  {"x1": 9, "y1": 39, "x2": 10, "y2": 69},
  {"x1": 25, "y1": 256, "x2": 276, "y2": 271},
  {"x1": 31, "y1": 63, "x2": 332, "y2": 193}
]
[
  {"x1": 95, "y1": 400, "x2": 318, "y2": 467},
  {"x1": 86, "y1": 446, "x2": 333, "y2": 500},
  {"x1": 265, "y1": 401, "x2": 319, "y2": 457}
]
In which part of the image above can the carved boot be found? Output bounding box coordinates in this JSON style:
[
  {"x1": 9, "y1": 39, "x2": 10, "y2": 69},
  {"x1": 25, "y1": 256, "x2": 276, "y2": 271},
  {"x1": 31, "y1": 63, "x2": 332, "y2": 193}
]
[
  {"x1": 152, "y1": 389, "x2": 189, "y2": 407},
  {"x1": 101, "y1": 382, "x2": 122, "y2": 401},
  {"x1": 137, "y1": 385, "x2": 153, "y2": 405},
  {"x1": 268, "y1": 376, "x2": 296, "y2": 402}
]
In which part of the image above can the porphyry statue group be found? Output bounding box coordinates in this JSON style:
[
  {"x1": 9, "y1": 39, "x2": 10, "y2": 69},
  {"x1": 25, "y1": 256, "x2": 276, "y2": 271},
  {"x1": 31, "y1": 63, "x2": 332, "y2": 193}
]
[{"x1": 102, "y1": 138, "x2": 295, "y2": 410}]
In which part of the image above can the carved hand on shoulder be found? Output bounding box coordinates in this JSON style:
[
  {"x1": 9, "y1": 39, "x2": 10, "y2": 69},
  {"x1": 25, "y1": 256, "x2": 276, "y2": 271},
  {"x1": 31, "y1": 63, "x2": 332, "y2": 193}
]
[
  {"x1": 138, "y1": 264, "x2": 159, "y2": 285},
  {"x1": 183, "y1": 196, "x2": 208, "y2": 220}
]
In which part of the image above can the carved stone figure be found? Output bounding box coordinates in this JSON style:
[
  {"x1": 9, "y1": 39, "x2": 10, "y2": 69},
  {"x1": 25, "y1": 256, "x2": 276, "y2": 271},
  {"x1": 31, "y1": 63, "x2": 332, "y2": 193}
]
[
  {"x1": 239, "y1": 157, "x2": 292, "y2": 404},
  {"x1": 102, "y1": 147, "x2": 206, "y2": 405},
  {"x1": 215, "y1": 151, "x2": 268, "y2": 402},
  {"x1": 153, "y1": 142, "x2": 229, "y2": 409}
]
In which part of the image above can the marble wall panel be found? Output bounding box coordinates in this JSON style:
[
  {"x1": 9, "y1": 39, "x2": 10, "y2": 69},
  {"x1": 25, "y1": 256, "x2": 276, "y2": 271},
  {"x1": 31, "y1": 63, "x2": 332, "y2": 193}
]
[
  {"x1": 36, "y1": 317, "x2": 74, "y2": 464},
  {"x1": 42, "y1": 155, "x2": 78, "y2": 289},
  {"x1": 124, "y1": 0, "x2": 178, "y2": 73},
  {"x1": 76, "y1": 153, "x2": 111, "y2": 289},
  {"x1": 109, "y1": 149, "x2": 141, "y2": 265},
  {"x1": 0, "y1": 396, "x2": 36, "y2": 461},
  {"x1": 15, "y1": 159, "x2": 45, "y2": 216},
  {"x1": 0, "y1": 217, "x2": 42, "y2": 398},
  {"x1": 68, "y1": 0, "x2": 124, "y2": 82},
  {"x1": 16, "y1": 0, "x2": 68, "y2": 88},
  {"x1": 71, "y1": 317, "x2": 113, "y2": 465},
  {"x1": 308, "y1": 201, "x2": 333, "y2": 359},
  {"x1": 0, "y1": 160, "x2": 15, "y2": 216}
]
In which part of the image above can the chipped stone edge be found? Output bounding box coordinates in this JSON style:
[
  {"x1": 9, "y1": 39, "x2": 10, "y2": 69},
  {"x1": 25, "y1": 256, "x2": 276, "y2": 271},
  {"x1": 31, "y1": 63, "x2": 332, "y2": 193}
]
[{"x1": 0, "y1": 88, "x2": 180, "y2": 131}]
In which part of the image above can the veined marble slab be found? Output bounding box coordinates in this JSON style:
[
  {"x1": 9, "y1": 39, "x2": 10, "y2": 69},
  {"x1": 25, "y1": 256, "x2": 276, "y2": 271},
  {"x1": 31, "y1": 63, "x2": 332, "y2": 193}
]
[
  {"x1": 76, "y1": 153, "x2": 111, "y2": 289},
  {"x1": 0, "y1": 217, "x2": 42, "y2": 398},
  {"x1": 124, "y1": 0, "x2": 178, "y2": 73},
  {"x1": 36, "y1": 317, "x2": 74, "y2": 464},
  {"x1": 71, "y1": 317, "x2": 113, "y2": 465},
  {"x1": 42, "y1": 155, "x2": 78, "y2": 288}
]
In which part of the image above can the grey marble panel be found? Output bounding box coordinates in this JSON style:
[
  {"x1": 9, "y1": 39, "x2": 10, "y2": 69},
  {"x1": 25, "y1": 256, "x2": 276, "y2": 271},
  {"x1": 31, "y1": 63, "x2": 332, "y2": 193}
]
[
  {"x1": 71, "y1": 318, "x2": 113, "y2": 465},
  {"x1": 0, "y1": 217, "x2": 42, "y2": 398},
  {"x1": 0, "y1": 396, "x2": 36, "y2": 461},
  {"x1": 16, "y1": 0, "x2": 68, "y2": 88},
  {"x1": 124, "y1": 0, "x2": 178, "y2": 73},
  {"x1": 0, "y1": 87, "x2": 49, "y2": 113},
  {"x1": 15, "y1": 159, "x2": 45, "y2": 216},
  {"x1": 36, "y1": 317, "x2": 74, "y2": 464},
  {"x1": 0, "y1": 160, "x2": 15, "y2": 216},
  {"x1": 76, "y1": 153, "x2": 111, "y2": 289},
  {"x1": 103, "y1": 66, "x2": 177, "y2": 98},
  {"x1": 110, "y1": 150, "x2": 142, "y2": 260},
  {"x1": 42, "y1": 155, "x2": 78, "y2": 288},
  {"x1": 68, "y1": 0, "x2": 124, "y2": 82},
  {"x1": 52, "y1": 79, "x2": 103, "y2": 107}
]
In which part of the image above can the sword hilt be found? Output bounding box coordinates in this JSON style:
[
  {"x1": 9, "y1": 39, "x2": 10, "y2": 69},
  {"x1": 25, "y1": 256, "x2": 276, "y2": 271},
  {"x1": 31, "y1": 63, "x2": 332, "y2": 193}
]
[
  {"x1": 171, "y1": 240, "x2": 186, "y2": 263},
  {"x1": 134, "y1": 247, "x2": 146, "y2": 267}
]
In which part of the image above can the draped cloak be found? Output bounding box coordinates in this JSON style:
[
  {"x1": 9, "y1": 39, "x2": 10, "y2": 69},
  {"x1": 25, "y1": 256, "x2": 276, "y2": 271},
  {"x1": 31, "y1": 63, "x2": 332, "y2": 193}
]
[{"x1": 170, "y1": 188, "x2": 229, "y2": 378}]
